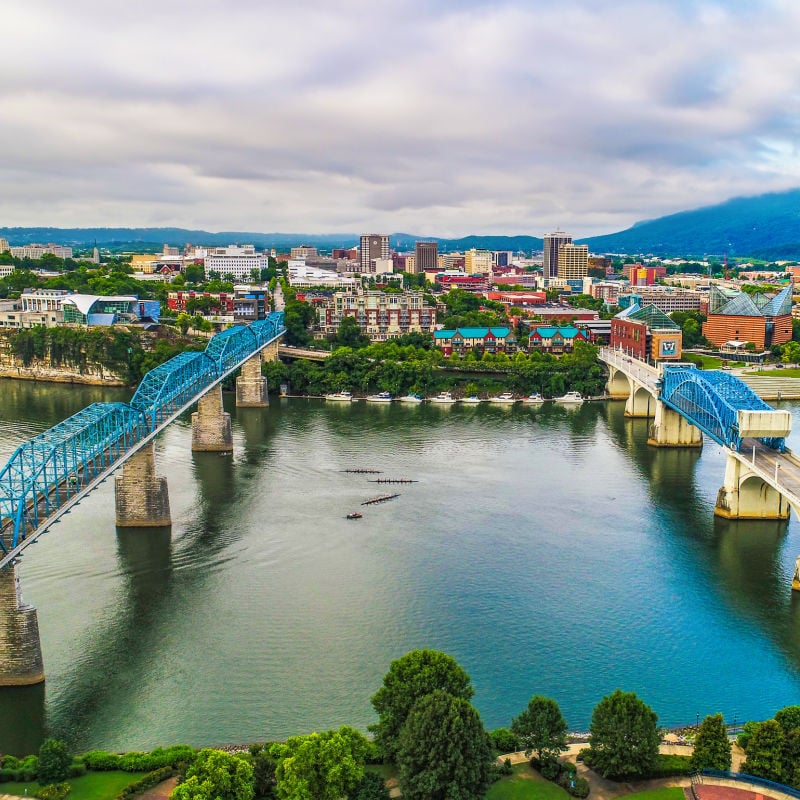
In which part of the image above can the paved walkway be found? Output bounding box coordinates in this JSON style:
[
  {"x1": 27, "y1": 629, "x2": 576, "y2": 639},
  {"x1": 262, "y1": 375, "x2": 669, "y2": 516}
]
[{"x1": 135, "y1": 777, "x2": 178, "y2": 800}]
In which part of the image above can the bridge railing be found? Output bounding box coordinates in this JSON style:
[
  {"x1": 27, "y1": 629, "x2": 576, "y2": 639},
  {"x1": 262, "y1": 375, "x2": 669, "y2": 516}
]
[{"x1": 0, "y1": 313, "x2": 285, "y2": 556}]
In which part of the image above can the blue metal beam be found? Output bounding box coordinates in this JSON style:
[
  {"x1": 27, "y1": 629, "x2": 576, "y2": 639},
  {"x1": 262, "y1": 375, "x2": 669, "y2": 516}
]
[{"x1": 0, "y1": 314, "x2": 285, "y2": 563}]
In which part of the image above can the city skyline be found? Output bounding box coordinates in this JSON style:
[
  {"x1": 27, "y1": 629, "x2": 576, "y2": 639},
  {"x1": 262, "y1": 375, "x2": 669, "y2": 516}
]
[{"x1": 2, "y1": 1, "x2": 800, "y2": 237}]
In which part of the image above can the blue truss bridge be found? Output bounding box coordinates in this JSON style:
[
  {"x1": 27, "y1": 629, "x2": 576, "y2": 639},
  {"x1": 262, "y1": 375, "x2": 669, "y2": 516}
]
[
  {"x1": 0, "y1": 312, "x2": 285, "y2": 572},
  {"x1": 599, "y1": 348, "x2": 800, "y2": 556}
]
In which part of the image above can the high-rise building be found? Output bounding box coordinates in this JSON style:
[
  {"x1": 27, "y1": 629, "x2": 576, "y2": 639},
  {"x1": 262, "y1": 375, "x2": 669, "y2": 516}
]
[
  {"x1": 290, "y1": 245, "x2": 318, "y2": 260},
  {"x1": 464, "y1": 248, "x2": 492, "y2": 274},
  {"x1": 360, "y1": 234, "x2": 390, "y2": 273},
  {"x1": 0, "y1": 238, "x2": 9, "y2": 253},
  {"x1": 557, "y1": 243, "x2": 589, "y2": 280},
  {"x1": 543, "y1": 231, "x2": 572, "y2": 281},
  {"x1": 414, "y1": 241, "x2": 438, "y2": 274}
]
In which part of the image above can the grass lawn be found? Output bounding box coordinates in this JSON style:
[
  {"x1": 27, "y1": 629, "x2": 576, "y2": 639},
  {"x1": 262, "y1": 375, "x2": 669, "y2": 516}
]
[
  {"x1": 0, "y1": 771, "x2": 147, "y2": 800},
  {"x1": 753, "y1": 368, "x2": 800, "y2": 378},
  {"x1": 485, "y1": 763, "x2": 571, "y2": 800},
  {"x1": 620, "y1": 789, "x2": 686, "y2": 800}
]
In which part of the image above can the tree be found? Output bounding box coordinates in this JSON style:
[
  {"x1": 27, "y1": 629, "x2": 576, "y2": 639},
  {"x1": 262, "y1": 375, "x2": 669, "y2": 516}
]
[
  {"x1": 775, "y1": 705, "x2": 800, "y2": 735},
  {"x1": 270, "y1": 726, "x2": 369, "y2": 800},
  {"x1": 170, "y1": 749, "x2": 254, "y2": 800},
  {"x1": 783, "y1": 727, "x2": 800, "y2": 788},
  {"x1": 347, "y1": 771, "x2": 390, "y2": 800},
  {"x1": 588, "y1": 689, "x2": 660, "y2": 779},
  {"x1": 248, "y1": 744, "x2": 277, "y2": 800},
  {"x1": 742, "y1": 720, "x2": 784, "y2": 782},
  {"x1": 38, "y1": 738, "x2": 71, "y2": 785},
  {"x1": 176, "y1": 312, "x2": 192, "y2": 335},
  {"x1": 691, "y1": 713, "x2": 732, "y2": 771},
  {"x1": 397, "y1": 690, "x2": 493, "y2": 800},
  {"x1": 489, "y1": 728, "x2": 519, "y2": 755},
  {"x1": 336, "y1": 315, "x2": 369, "y2": 349},
  {"x1": 370, "y1": 649, "x2": 475, "y2": 761},
  {"x1": 511, "y1": 695, "x2": 569, "y2": 764}
]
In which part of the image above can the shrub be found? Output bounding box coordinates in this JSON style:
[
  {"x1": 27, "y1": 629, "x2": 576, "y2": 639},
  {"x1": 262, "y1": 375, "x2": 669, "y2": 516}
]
[
  {"x1": 569, "y1": 776, "x2": 591, "y2": 798},
  {"x1": 0, "y1": 769, "x2": 17, "y2": 782},
  {"x1": 69, "y1": 760, "x2": 87, "y2": 778},
  {"x1": 83, "y1": 745, "x2": 195, "y2": 773},
  {"x1": 82, "y1": 751, "x2": 122, "y2": 771},
  {"x1": 38, "y1": 783, "x2": 71, "y2": 800},
  {"x1": 490, "y1": 728, "x2": 520, "y2": 755},
  {"x1": 540, "y1": 756, "x2": 562, "y2": 781},
  {"x1": 649, "y1": 754, "x2": 693, "y2": 778},
  {"x1": 39, "y1": 740, "x2": 71, "y2": 785},
  {"x1": 113, "y1": 767, "x2": 174, "y2": 800},
  {"x1": 499, "y1": 758, "x2": 513, "y2": 776}
]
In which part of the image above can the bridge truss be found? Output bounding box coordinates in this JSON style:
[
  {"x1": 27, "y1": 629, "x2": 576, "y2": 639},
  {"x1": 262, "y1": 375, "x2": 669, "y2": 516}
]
[
  {"x1": 660, "y1": 365, "x2": 786, "y2": 452},
  {"x1": 0, "y1": 313, "x2": 284, "y2": 566}
]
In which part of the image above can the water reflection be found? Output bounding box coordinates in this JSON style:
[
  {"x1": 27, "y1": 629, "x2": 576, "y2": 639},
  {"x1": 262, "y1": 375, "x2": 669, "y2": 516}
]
[{"x1": 0, "y1": 682, "x2": 45, "y2": 756}]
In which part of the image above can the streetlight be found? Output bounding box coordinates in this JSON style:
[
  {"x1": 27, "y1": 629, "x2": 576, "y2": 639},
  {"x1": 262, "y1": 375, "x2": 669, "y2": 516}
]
[{"x1": 696, "y1": 712, "x2": 699, "y2": 730}]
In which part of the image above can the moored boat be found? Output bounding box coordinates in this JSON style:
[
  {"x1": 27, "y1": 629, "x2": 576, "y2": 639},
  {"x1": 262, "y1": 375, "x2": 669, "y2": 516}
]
[
  {"x1": 399, "y1": 393, "x2": 424, "y2": 403},
  {"x1": 366, "y1": 391, "x2": 393, "y2": 403},
  {"x1": 462, "y1": 395, "x2": 484, "y2": 405},
  {"x1": 488, "y1": 392, "x2": 517, "y2": 404},
  {"x1": 430, "y1": 391, "x2": 457, "y2": 404},
  {"x1": 554, "y1": 391, "x2": 584, "y2": 404},
  {"x1": 325, "y1": 391, "x2": 353, "y2": 402},
  {"x1": 522, "y1": 393, "x2": 545, "y2": 404}
]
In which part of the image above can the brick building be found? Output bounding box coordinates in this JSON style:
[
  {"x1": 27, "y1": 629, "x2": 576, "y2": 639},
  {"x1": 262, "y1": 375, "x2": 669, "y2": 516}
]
[
  {"x1": 611, "y1": 304, "x2": 683, "y2": 362},
  {"x1": 702, "y1": 285, "x2": 793, "y2": 350}
]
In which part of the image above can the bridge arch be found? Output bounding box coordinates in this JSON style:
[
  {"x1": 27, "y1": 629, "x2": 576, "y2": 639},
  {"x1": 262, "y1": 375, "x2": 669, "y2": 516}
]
[
  {"x1": 626, "y1": 384, "x2": 656, "y2": 418},
  {"x1": 607, "y1": 367, "x2": 631, "y2": 399}
]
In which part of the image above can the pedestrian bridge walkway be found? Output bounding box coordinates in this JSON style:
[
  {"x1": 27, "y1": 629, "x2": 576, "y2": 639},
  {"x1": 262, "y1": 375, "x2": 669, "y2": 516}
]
[{"x1": 0, "y1": 313, "x2": 285, "y2": 571}]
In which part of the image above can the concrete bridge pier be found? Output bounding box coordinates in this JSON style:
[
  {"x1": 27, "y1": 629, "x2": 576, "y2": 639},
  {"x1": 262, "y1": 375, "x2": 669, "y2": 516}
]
[
  {"x1": 625, "y1": 385, "x2": 656, "y2": 418},
  {"x1": 793, "y1": 557, "x2": 800, "y2": 592},
  {"x1": 648, "y1": 401, "x2": 703, "y2": 448},
  {"x1": 192, "y1": 385, "x2": 233, "y2": 451},
  {"x1": 715, "y1": 453, "x2": 791, "y2": 520},
  {"x1": 236, "y1": 352, "x2": 268, "y2": 408},
  {"x1": 115, "y1": 442, "x2": 172, "y2": 527},
  {"x1": 0, "y1": 565, "x2": 45, "y2": 686}
]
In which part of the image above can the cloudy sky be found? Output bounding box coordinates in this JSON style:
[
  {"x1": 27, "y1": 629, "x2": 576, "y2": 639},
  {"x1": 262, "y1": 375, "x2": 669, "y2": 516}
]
[{"x1": 2, "y1": 0, "x2": 800, "y2": 237}]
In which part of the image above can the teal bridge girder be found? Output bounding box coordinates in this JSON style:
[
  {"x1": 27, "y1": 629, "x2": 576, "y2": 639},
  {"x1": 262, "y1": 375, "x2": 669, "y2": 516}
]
[
  {"x1": 0, "y1": 313, "x2": 285, "y2": 568},
  {"x1": 659, "y1": 364, "x2": 786, "y2": 453}
]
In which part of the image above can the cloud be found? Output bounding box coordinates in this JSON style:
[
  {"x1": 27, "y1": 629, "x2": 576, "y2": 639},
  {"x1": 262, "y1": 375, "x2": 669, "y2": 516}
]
[{"x1": 1, "y1": 0, "x2": 800, "y2": 237}]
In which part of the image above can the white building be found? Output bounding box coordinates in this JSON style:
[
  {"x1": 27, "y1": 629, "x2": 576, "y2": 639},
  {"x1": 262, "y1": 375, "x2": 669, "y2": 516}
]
[
  {"x1": 287, "y1": 262, "x2": 358, "y2": 289},
  {"x1": 9, "y1": 243, "x2": 73, "y2": 259},
  {"x1": 204, "y1": 245, "x2": 269, "y2": 280},
  {"x1": 0, "y1": 265, "x2": 13, "y2": 279},
  {"x1": 0, "y1": 238, "x2": 9, "y2": 253}
]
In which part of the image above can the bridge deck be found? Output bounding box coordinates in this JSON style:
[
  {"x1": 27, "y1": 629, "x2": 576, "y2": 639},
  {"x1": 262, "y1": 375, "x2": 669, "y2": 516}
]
[{"x1": 0, "y1": 314, "x2": 285, "y2": 570}]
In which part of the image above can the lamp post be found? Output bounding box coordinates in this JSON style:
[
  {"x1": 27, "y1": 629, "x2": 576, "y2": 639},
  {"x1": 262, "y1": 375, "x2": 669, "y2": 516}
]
[{"x1": 696, "y1": 712, "x2": 699, "y2": 730}]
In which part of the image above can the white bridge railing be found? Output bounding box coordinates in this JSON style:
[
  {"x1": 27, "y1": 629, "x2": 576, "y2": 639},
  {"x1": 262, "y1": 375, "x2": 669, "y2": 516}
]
[{"x1": 598, "y1": 347, "x2": 661, "y2": 393}]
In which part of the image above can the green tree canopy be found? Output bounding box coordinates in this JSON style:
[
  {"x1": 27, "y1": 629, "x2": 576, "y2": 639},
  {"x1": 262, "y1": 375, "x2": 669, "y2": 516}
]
[
  {"x1": 588, "y1": 689, "x2": 660, "y2": 779},
  {"x1": 691, "y1": 713, "x2": 732, "y2": 771},
  {"x1": 335, "y1": 315, "x2": 370, "y2": 349},
  {"x1": 742, "y1": 719, "x2": 784, "y2": 782},
  {"x1": 397, "y1": 689, "x2": 493, "y2": 800},
  {"x1": 270, "y1": 726, "x2": 369, "y2": 800},
  {"x1": 511, "y1": 695, "x2": 569, "y2": 763},
  {"x1": 370, "y1": 649, "x2": 475, "y2": 762},
  {"x1": 347, "y1": 771, "x2": 390, "y2": 800},
  {"x1": 775, "y1": 705, "x2": 800, "y2": 735},
  {"x1": 38, "y1": 738, "x2": 71, "y2": 785},
  {"x1": 170, "y1": 749, "x2": 254, "y2": 800}
]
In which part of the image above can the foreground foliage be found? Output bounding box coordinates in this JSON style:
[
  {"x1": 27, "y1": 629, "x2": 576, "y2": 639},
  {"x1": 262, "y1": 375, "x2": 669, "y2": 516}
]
[
  {"x1": 511, "y1": 696, "x2": 569, "y2": 763},
  {"x1": 690, "y1": 714, "x2": 731, "y2": 771},
  {"x1": 396, "y1": 689, "x2": 494, "y2": 800},
  {"x1": 587, "y1": 689, "x2": 660, "y2": 779},
  {"x1": 170, "y1": 749, "x2": 253, "y2": 800}
]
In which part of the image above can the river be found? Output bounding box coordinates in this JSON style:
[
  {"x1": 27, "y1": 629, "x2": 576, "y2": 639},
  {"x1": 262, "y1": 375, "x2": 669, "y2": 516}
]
[{"x1": 1, "y1": 378, "x2": 800, "y2": 755}]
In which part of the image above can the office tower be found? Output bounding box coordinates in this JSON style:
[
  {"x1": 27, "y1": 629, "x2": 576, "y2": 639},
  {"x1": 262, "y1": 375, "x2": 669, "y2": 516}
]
[
  {"x1": 414, "y1": 241, "x2": 438, "y2": 274},
  {"x1": 360, "y1": 234, "x2": 390, "y2": 273},
  {"x1": 543, "y1": 231, "x2": 572, "y2": 281},
  {"x1": 557, "y1": 243, "x2": 589, "y2": 280}
]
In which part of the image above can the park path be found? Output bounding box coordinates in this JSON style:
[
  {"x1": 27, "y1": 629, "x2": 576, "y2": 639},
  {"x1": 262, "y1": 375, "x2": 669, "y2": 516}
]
[{"x1": 135, "y1": 777, "x2": 178, "y2": 800}]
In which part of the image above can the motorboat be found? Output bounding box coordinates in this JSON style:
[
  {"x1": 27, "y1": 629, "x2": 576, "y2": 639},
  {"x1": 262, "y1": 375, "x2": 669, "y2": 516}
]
[
  {"x1": 346, "y1": 512, "x2": 363, "y2": 520},
  {"x1": 488, "y1": 392, "x2": 517, "y2": 404},
  {"x1": 399, "y1": 393, "x2": 424, "y2": 403},
  {"x1": 522, "y1": 393, "x2": 545, "y2": 404},
  {"x1": 554, "y1": 391, "x2": 584, "y2": 404},
  {"x1": 366, "y1": 392, "x2": 392, "y2": 403},
  {"x1": 461, "y1": 396, "x2": 484, "y2": 405},
  {"x1": 325, "y1": 391, "x2": 353, "y2": 402},
  {"x1": 430, "y1": 391, "x2": 457, "y2": 404}
]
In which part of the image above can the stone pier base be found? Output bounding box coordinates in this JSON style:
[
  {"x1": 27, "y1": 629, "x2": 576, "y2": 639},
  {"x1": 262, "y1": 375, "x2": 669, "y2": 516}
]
[
  {"x1": 192, "y1": 385, "x2": 233, "y2": 451},
  {"x1": 115, "y1": 442, "x2": 172, "y2": 527},
  {"x1": 715, "y1": 453, "x2": 791, "y2": 520},
  {"x1": 0, "y1": 565, "x2": 45, "y2": 686},
  {"x1": 236, "y1": 353, "x2": 268, "y2": 407},
  {"x1": 647, "y1": 402, "x2": 703, "y2": 448}
]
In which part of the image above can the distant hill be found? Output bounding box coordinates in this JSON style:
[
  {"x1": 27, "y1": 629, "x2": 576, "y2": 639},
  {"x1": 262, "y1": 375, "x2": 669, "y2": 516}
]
[
  {"x1": 579, "y1": 189, "x2": 800, "y2": 258},
  {"x1": 0, "y1": 227, "x2": 543, "y2": 254}
]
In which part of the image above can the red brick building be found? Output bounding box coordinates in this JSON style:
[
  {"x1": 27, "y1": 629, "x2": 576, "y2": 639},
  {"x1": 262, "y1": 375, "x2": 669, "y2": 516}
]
[
  {"x1": 702, "y1": 285, "x2": 793, "y2": 350},
  {"x1": 611, "y1": 304, "x2": 683, "y2": 362}
]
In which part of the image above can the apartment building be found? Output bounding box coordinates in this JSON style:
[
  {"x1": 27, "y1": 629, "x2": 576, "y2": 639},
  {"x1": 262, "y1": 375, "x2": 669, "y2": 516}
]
[
  {"x1": 204, "y1": 245, "x2": 269, "y2": 281},
  {"x1": 317, "y1": 289, "x2": 436, "y2": 341}
]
